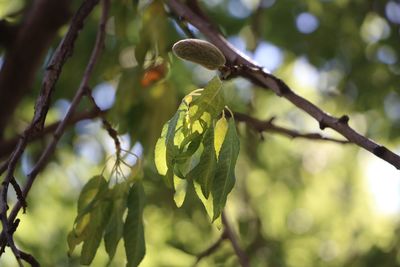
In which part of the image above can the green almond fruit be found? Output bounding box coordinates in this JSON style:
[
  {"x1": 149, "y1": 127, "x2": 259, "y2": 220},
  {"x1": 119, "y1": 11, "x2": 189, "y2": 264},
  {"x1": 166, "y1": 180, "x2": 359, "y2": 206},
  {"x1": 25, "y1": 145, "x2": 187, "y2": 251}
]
[{"x1": 172, "y1": 39, "x2": 226, "y2": 70}]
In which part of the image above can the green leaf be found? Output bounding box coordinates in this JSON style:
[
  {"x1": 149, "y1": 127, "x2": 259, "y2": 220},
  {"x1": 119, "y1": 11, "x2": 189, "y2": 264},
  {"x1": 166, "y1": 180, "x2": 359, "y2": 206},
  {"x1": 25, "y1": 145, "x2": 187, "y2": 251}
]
[
  {"x1": 104, "y1": 183, "x2": 129, "y2": 261},
  {"x1": 154, "y1": 124, "x2": 168, "y2": 175},
  {"x1": 68, "y1": 176, "x2": 108, "y2": 256},
  {"x1": 77, "y1": 175, "x2": 108, "y2": 214},
  {"x1": 173, "y1": 175, "x2": 187, "y2": 207},
  {"x1": 212, "y1": 119, "x2": 240, "y2": 221},
  {"x1": 155, "y1": 104, "x2": 185, "y2": 188},
  {"x1": 67, "y1": 231, "x2": 83, "y2": 257},
  {"x1": 188, "y1": 126, "x2": 217, "y2": 198},
  {"x1": 190, "y1": 76, "x2": 224, "y2": 121},
  {"x1": 165, "y1": 110, "x2": 181, "y2": 169},
  {"x1": 175, "y1": 131, "x2": 202, "y2": 162},
  {"x1": 124, "y1": 182, "x2": 146, "y2": 267},
  {"x1": 80, "y1": 199, "x2": 113, "y2": 265}
]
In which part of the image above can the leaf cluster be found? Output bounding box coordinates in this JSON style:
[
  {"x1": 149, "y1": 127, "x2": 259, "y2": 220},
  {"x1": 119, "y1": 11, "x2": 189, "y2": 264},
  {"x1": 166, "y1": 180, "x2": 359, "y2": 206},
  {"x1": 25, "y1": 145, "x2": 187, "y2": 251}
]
[
  {"x1": 67, "y1": 174, "x2": 145, "y2": 267},
  {"x1": 154, "y1": 76, "x2": 240, "y2": 222}
]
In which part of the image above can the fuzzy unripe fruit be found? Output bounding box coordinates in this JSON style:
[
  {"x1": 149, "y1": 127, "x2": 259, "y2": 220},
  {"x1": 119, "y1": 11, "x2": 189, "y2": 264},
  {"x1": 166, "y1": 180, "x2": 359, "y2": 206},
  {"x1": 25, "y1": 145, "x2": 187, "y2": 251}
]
[{"x1": 172, "y1": 39, "x2": 226, "y2": 70}]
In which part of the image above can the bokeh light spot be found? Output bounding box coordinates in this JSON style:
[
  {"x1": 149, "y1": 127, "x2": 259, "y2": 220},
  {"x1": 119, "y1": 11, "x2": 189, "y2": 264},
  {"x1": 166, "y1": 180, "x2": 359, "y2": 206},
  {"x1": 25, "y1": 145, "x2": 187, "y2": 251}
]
[
  {"x1": 377, "y1": 45, "x2": 398, "y2": 65},
  {"x1": 386, "y1": 1, "x2": 400, "y2": 24},
  {"x1": 228, "y1": 0, "x2": 252, "y2": 19},
  {"x1": 93, "y1": 82, "x2": 116, "y2": 110},
  {"x1": 360, "y1": 13, "x2": 391, "y2": 44},
  {"x1": 296, "y1": 12, "x2": 319, "y2": 34},
  {"x1": 253, "y1": 41, "x2": 284, "y2": 72}
]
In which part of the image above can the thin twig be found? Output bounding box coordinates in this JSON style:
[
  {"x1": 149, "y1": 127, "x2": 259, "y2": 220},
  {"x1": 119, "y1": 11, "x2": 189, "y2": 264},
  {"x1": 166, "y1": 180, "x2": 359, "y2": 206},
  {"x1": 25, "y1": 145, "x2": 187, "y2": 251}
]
[
  {"x1": 0, "y1": 215, "x2": 22, "y2": 266},
  {"x1": 166, "y1": 0, "x2": 400, "y2": 169},
  {"x1": 0, "y1": 0, "x2": 109, "y2": 261},
  {"x1": 0, "y1": 0, "x2": 70, "y2": 137},
  {"x1": 232, "y1": 111, "x2": 349, "y2": 144},
  {"x1": 84, "y1": 88, "x2": 121, "y2": 158},
  {"x1": 0, "y1": 0, "x2": 102, "y2": 258},
  {"x1": 0, "y1": 108, "x2": 106, "y2": 159},
  {"x1": 221, "y1": 212, "x2": 250, "y2": 267},
  {"x1": 19, "y1": 250, "x2": 40, "y2": 267},
  {"x1": 193, "y1": 232, "x2": 227, "y2": 266}
]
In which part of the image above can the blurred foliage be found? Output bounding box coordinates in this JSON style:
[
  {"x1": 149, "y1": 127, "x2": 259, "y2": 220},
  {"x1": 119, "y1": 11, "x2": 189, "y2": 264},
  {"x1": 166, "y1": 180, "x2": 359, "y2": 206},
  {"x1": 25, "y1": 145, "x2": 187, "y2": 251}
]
[{"x1": 1, "y1": 0, "x2": 400, "y2": 266}]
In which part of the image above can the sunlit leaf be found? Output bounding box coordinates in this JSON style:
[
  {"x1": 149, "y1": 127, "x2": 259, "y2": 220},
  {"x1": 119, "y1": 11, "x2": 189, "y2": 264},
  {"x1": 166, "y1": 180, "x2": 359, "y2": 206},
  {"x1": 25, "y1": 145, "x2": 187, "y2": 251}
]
[
  {"x1": 193, "y1": 181, "x2": 214, "y2": 220},
  {"x1": 214, "y1": 116, "x2": 228, "y2": 159},
  {"x1": 190, "y1": 76, "x2": 224, "y2": 121},
  {"x1": 124, "y1": 182, "x2": 146, "y2": 267},
  {"x1": 155, "y1": 110, "x2": 181, "y2": 187},
  {"x1": 212, "y1": 119, "x2": 240, "y2": 221},
  {"x1": 173, "y1": 175, "x2": 187, "y2": 207},
  {"x1": 188, "y1": 126, "x2": 217, "y2": 198},
  {"x1": 154, "y1": 124, "x2": 168, "y2": 175}
]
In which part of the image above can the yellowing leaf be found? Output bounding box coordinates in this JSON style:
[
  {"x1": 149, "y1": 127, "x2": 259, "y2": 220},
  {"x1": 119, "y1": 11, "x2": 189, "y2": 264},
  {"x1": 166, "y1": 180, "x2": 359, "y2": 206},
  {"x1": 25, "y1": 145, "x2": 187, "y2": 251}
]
[
  {"x1": 214, "y1": 116, "x2": 228, "y2": 159},
  {"x1": 194, "y1": 181, "x2": 214, "y2": 220},
  {"x1": 154, "y1": 124, "x2": 168, "y2": 175},
  {"x1": 173, "y1": 175, "x2": 187, "y2": 207}
]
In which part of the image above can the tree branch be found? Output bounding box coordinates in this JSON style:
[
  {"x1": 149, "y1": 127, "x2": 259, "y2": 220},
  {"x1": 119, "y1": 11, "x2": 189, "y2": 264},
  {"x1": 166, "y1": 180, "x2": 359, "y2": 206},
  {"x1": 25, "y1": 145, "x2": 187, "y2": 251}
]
[
  {"x1": 222, "y1": 212, "x2": 250, "y2": 267},
  {"x1": 0, "y1": 0, "x2": 70, "y2": 137},
  {"x1": 0, "y1": 0, "x2": 108, "y2": 261},
  {"x1": 166, "y1": 0, "x2": 400, "y2": 169},
  {"x1": 0, "y1": 108, "x2": 106, "y2": 159},
  {"x1": 232, "y1": 111, "x2": 349, "y2": 144},
  {"x1": 9, "y1": 0, "x2": 109, "y2": 234},
  {"x1": 193, "y1": 232, "x2": 227, "y2": 266}
]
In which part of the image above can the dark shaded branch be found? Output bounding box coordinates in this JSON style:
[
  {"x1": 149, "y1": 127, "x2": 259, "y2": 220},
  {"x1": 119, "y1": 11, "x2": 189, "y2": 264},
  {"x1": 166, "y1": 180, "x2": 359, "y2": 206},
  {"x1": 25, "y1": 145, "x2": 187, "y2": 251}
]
[
  {"x1": 166, "y1": 0, "x2": 400, "y2": 169},
  {"x1": 9, "y1": 0, "x2": 109, "y2": 226},
  {"x1": 0, "y1": 20, "x2": 18, "y2": 48},
  {"x1": 19, "y1": 250, "x2": 40, "y2": 267},
  {"x1": 31, "y1": 0, "x2": 101, "y2": 134},
  {"x1": 0, "y1": 0, "x2": 108, "y2": 258},
  {"x1": 0, "y1": 0, "x2": 71, "y2": 137},
  {"x1": 0, "y1": 108, "x2": 106, "y2": 159},
  {"x1": 193, "y1": 232, "x2": 227, "y2": 266},
  {"x1": 221, "y1": 212, "x2": 250, "y2": 267},
  {"x1": 232, "y1": 112, "x2": 349, "y2": 144}
]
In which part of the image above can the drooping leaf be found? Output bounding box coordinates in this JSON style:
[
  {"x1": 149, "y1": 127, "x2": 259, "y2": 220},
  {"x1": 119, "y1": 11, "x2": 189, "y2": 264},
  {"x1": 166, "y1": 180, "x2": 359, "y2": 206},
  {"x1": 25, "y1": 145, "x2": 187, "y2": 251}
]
[
  {"x1": 80, "y1": 199, "x2": 113, "y2": 265},
  {"x1": 104, "y1": 183, "x2": 129, "y2": 261},
  {"x1": 214, "y1": 116, "x2": 228, "y2": 159},
  {"x1": 173, "y1": 175, "x2": 187, "y2": 207},
  {"x1": 188, "y1": 126, "x2": 217, "y2": 198},
  {"x1": 68, "y1": 176, "x2": 108, "y2": 255},
  {"x1": 154, "y1": 123, "x2": 168, "y2": 175},
  {"x1": 212, "y1": 119, "x2": 240, "y2": 221},
  {"x1": 193, "y1": 181, "x2": 221, "y2": 228},
  {"x1": 154, "y1": 109, "x2": 182, "y2": 188},
  {"x1": 165, "y1": 110, "x2": 181, "y2": 169},
  {"x1": 174, "y1": 141, "x2": 204, "y2": 179},
  {"x1": 77, "y1": 175, "x2": 108, "y2": 214},
  {"x1": 193, "y1": 181, "x2": 214, "y2": 220},
  {"x1": 124, "y1": 182, "x2": 146, "y2": 267}
]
